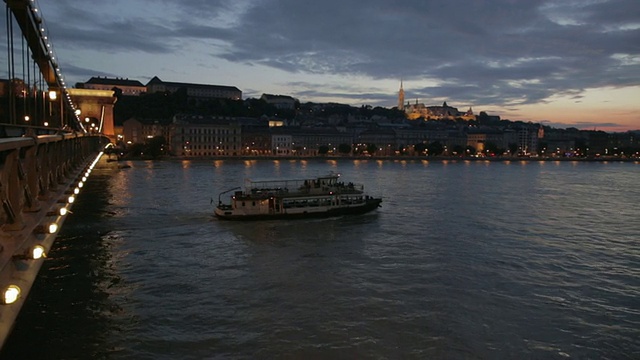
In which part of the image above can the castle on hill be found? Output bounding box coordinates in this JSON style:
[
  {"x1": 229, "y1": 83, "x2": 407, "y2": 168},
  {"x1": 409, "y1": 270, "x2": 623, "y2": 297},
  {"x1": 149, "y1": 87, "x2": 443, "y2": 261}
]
[{"x1": 397, "y1": 81, "x2": 475, "y2": 121}]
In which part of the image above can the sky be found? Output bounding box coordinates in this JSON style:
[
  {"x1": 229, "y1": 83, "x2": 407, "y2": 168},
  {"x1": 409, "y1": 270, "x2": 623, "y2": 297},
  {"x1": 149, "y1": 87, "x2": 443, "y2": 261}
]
[{"x1": 2, "y1": 0, "x2": 639, "y2": 131}]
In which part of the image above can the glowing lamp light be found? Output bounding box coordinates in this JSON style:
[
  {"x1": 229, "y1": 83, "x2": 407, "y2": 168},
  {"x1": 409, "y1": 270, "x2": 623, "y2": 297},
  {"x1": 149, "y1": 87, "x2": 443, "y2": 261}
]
[
  {"x1": 82, "y1": 176, "x2": 87, "y2": 182},
  {"x1": 68, "y1": 195, "x2": 75, "y2": 204},
  {"x1": 78, "y1": 181, "x2": 84, "y2": 188},
  {"x1": 31, "y1": 245, "x2": 46, "y2": 260},
  {"x1": 48, "y1": 223, "x2": 58, "y2": 234},
  {"x1": 59, "y1": 207, "x2": 68, "y2": 216},
  {"x1": 2, "y1": 286, "x2": 21, "y2": 305},
  {"x1": 73, "y1": 188, "x2": 80, "y2": 195},
  {"x1": 13, "y1": 245, "x2": 47, "y2": 261},
  {"x1": 24, "y1": 115, "x2": 30, "y2": 122},
  {"x1": 48, "y1": 90, "x2": 57, "y2": 100}
]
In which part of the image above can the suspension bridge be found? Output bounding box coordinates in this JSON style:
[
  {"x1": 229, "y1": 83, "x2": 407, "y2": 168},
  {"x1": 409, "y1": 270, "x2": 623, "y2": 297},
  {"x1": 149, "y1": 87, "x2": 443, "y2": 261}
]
[{"x1": 1, "y1": 0, "x2": 116, "y2": 348}]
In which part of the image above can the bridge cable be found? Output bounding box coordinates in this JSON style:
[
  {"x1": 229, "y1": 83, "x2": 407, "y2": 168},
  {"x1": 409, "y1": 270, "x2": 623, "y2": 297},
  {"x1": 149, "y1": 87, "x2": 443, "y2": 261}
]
[
  {"x1": 6, "y1": 5, "x2": 16, "y2": 124},
  {"x1": 23, "y1": 7, "x2": 32, "y2": 126}
]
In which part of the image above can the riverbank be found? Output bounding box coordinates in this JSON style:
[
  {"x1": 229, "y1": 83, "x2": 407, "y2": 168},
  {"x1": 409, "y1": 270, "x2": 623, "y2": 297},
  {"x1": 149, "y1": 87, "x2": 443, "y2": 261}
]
[{"x1": 120, "y1": 154, "x2": 640, "y2": 163}]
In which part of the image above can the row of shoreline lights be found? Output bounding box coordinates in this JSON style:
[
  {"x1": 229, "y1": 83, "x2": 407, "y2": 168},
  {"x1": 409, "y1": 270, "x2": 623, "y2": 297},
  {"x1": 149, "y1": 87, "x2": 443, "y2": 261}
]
[
  {"x1": 24, "y1": 0, "x2": 82, "y2": 128},
  {"x1": 2, "y1": 151, "x2": 105, "y2": 305}
]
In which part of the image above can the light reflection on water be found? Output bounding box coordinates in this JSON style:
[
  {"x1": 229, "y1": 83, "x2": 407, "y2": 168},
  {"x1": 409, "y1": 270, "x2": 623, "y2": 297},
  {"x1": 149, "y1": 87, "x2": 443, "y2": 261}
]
[{"x1": 2, "y1": 159, "x2": 639, "y2": 359}]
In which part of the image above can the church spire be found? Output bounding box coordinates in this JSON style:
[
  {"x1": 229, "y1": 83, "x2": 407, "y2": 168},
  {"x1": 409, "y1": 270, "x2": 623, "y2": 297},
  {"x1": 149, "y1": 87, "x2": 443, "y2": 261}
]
[{"x1": 398, "y1": 79, "x2": 405, "y2": 111}]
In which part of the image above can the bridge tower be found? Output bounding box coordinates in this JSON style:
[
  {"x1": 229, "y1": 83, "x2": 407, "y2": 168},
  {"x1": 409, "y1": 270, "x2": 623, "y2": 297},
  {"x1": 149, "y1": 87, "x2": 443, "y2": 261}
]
[{"x1": 68, "y1": 89, "x2": 117, "y2": 141}]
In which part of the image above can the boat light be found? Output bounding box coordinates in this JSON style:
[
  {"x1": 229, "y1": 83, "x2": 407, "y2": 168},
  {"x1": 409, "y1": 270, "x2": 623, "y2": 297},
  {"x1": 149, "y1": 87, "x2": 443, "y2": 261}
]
[{"x1": 2, "y1": 286, "x2": 21, "y2": 305}]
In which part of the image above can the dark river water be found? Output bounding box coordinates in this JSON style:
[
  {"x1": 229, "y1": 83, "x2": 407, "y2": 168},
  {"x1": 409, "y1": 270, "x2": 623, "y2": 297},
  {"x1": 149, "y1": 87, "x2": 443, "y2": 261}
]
[{"x1": 2, "y1": 159, "x2": 639, "y2": 359}]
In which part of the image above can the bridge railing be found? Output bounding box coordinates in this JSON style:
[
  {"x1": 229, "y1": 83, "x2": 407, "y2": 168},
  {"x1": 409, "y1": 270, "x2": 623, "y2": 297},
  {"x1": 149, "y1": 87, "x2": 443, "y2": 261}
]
[{"x1": 0, "y1": 124, "x2": 109, "y2": 348}]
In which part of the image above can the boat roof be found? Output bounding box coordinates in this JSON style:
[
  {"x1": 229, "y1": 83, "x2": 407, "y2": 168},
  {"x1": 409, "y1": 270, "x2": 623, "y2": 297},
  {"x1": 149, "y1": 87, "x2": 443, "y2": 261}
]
[{"x1": 244, "y1": 172, "x2": 340, "y2": 189}]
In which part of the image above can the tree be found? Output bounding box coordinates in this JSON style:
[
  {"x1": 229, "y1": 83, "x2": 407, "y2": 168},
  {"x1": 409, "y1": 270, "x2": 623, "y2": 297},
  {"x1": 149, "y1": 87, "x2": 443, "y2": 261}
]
[
  {"x1": 465, "y1": 145, "x2": 477, "y2": 156},
  {"x1": 427, "y1": 141, "x2": 444, "y2": 156},
  {"x1": 452, "y1": 145, "x2": 465, "y2": 156},
  {"x1": 366, "y1": 143, "x2": 377, "y2": 155},
  {"x1": 574, "y1": 139, "x2": 588, "y2": 156},
  {"x1": 537, "y1": 141, "x2": 548, "y2": 156},
  {"x1": 414, "y1": 142, "x2": 427, "y2": 155},
  {"x1": 318, "y1": 145, "x2": 330, "y2": 155},
  {"x1": 508, "y1": 143, "x2": 518, "y2": 156},
  {"x1": 338, "y1": 143, "x2": 352, "y2": 155},
  {"x1": 146, "y1": 136, "x2": 167, "y2": 158},
  {"x1": 124, "y1": 143, "x2": 145, "y2": 158},
  {"x1": 485, "y1": 142, "x2": 505, "y2": 156}
]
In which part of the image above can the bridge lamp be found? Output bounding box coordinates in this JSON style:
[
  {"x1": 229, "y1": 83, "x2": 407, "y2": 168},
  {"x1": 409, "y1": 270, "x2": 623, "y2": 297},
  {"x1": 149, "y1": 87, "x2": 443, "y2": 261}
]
[
  {"x1": 75, "y1": 109, "x2": 81, "y2": 116},
  {"x1": 59, "y1": 207, "x2": 68, "y2": 216},
  {"x1": 2, "y1": 286, "x2": 21, "y2": 305},
  {"x1": 33, "y1": 223, "x2": 57, "y2": 234},
  {"x1": 30, "y1": 245, "x2": 47, "y2": 260},
  {"x1": 68, "y1": 195, "x2": 75, "y2": 204},
  {"x1": 78, "y1": 181, "x2": 84, "y2": 188},
  {"x1": 12, "y1": 245, "x2": 47, "y2": 261},
  {"x1": 48, "y1": 223, "x2": 58, "y2": 234},
  {"x1": 48, "y1": 90, "x2": 57, "y2": 101},
  {"x1": 24, "y1": 115, "x2": 30, "y2": 122},
  {"x1": 73, "y1": 187, "x2": 80, "y2": 195}
]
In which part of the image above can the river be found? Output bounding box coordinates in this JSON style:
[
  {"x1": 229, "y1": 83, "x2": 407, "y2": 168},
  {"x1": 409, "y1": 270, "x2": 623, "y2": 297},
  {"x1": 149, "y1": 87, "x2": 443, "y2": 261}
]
[{"x1": 2, "y1": 158, "x2": 638, "y2": 359}]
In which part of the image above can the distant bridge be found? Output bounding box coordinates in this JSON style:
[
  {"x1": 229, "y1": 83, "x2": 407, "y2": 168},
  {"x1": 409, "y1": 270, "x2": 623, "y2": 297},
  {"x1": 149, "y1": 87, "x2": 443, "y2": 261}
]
[{"x1": 1, "y1": 0, "x2": 114, "y2": 348}]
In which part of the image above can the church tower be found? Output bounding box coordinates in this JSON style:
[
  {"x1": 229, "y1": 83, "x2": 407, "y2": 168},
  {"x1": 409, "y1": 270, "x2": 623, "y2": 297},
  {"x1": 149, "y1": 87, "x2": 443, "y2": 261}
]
[{"x1": 398, "y1": 80, "x2": 405, "y2": 111}]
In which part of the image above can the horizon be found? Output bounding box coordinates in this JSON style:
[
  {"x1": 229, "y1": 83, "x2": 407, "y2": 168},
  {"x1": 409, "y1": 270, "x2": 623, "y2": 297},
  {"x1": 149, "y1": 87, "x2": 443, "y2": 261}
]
[{"x1": 1, "y1": 0, "x2": 638, "y2": 132}]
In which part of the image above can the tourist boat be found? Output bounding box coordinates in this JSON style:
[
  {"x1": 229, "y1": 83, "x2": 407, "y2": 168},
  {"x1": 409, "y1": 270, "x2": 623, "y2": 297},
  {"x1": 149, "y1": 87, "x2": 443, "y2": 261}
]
[{"x1": 214, "y1": 173, "x2": 382, "y2": 220}]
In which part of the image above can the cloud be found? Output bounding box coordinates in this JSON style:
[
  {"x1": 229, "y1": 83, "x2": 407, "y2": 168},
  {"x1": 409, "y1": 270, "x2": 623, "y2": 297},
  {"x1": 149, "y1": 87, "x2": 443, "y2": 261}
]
[
  {"x1": 3, "y1": 0, "x2": 639, "y2": 115},
  {"x1": 539, "y1": 120, "x2": 628, "y2": 130},
  {"x1": 202, "y1": 0, "x2": 639, "y2": 107}
]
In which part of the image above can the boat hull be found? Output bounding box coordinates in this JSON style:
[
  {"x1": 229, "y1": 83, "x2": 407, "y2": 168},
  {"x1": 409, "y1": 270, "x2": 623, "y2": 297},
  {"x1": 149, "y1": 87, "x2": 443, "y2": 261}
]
[{"x1": 215, "y1": 198, "x2": 382, "y2": 221}]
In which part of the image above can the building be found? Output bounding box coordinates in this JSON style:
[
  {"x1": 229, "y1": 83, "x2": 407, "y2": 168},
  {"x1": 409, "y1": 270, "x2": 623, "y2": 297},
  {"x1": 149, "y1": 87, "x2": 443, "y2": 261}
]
[
  {"x1": 81, "y1": 77, "x2": 146, "y2": 96},
  {"x1": 261, "y1": 94, "x2": 297, "y2": 110},
  {"x1": 241, "y1": 123, "x2": 272, "y2": 156},
  {"x1": 122, "y1": 117, "x2": 172, "y2": 144},
  {"x1": 170, "y1": 115, "x2": 242, "y2": 157},
  {"x1": 290, "y1": 127, "x2": 353, "y2": 156},
  {"x1": 357, "y1": 128, "x2": 397, "y2": 156},
  {"x1": 398, "y1": 83, "x2": 475, "y2": 121},
  {"x1": 404, "y1": 100, "x2": 475, "y2": 121},
  {"x1": 271, "y1": 132, "x2": 293, "y2": 156},
  {"x1": 516, "y1": 125, "x2": 544, "y2": 155},
  {"x1": 146, "y1": 76, "x2": 242, "y2": 100},
  {"x1": 398, "y1": 80, "x2": 405, "y2": 111},
  {"x1": 466, "y1": 128, "x2": 504, "y2": 154}
]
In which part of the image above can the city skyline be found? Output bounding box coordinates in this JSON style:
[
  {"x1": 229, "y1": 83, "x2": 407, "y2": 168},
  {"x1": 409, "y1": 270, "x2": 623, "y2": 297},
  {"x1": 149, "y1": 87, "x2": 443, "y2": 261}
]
[{"x1": 2, "y1": 0, "x2": 638, "y2": 131}]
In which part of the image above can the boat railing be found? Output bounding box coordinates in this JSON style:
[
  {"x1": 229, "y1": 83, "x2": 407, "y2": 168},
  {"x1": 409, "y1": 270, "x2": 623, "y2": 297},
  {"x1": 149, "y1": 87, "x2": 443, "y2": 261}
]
[{"x1": 240, "y1": 177, "x2": 365, "y2": 196}]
